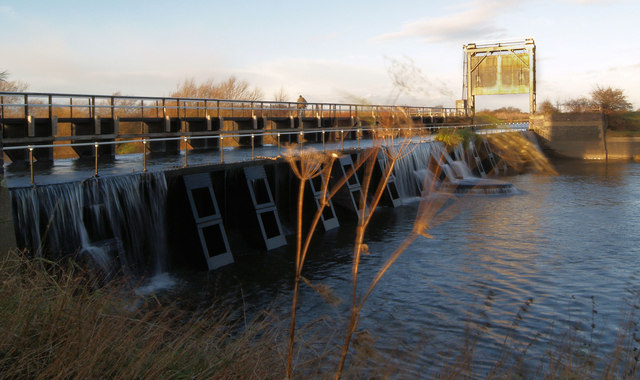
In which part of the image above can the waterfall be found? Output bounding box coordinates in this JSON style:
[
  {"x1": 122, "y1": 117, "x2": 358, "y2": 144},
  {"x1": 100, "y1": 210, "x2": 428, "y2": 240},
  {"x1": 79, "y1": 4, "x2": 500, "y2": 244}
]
[
  {"x1": 388, "y1": 141, "x2": 519, "y2": 198},
  {"x1": 440, "y1": 164, "x2": 460, "y2": 181},
  {"x1": 10, "y1": 172, "x2": 168, "y2": 277},
  {"x1": 451, "y1": 161, "x2": 474, "y2": 179},
  {"x1": 391, "y1": 143, "x2": 434, "y2": 198}
]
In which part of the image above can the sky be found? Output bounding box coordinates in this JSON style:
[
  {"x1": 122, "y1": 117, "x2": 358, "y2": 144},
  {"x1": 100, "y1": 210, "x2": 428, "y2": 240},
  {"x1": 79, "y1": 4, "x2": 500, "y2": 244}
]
[{"x1": 1, "y1": 0, "x2": 639, "y2": 111}]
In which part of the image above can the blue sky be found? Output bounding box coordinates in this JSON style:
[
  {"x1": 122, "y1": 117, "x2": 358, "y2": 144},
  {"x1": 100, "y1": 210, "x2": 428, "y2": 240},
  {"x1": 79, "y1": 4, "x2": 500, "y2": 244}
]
[{"x1": 1, "y1": 0, "x2": 638, "y2": 110}]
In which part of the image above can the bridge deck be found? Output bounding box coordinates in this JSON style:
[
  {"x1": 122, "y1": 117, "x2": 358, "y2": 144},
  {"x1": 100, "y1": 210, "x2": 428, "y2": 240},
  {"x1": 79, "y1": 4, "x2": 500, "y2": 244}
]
[{"x1": 3, "y1": 124, "x2": 528, "y2": 189}]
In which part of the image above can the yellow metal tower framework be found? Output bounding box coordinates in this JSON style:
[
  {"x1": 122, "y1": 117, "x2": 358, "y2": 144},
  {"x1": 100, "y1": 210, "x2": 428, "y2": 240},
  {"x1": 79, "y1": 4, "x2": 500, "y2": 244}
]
[{"x1": 463, "y1": 38, "x2": 536, "y2": 116}]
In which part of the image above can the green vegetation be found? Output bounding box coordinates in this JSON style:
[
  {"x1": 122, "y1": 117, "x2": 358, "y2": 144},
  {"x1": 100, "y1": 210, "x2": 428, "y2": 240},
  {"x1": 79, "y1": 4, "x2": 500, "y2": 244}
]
[
  {"x1": 434, "y1": 127, "x2": 478, "y2": 150},
  {"x1": 475, "y1": 107, "x2": 529, "y2": 125},
  {"x1": 607, "y1": 111, "x2": 640, "y2": 132},
  {"x1": 116, "y1": 142, "x2": 144, "y2": 155}
]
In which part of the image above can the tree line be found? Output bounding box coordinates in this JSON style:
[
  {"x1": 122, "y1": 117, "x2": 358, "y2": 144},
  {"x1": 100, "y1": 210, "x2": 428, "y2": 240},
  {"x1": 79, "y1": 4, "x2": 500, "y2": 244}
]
[{"x1": 539, "y1": 85, "x2": 634, "y2": 114}]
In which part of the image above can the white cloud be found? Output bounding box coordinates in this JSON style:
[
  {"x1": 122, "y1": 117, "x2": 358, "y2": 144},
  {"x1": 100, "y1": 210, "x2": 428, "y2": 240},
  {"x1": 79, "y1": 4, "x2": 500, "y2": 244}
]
[
  {"x1": 372, "y1": 0, "x2": 524, "y2": 43},
  {"x1": 567, "y1": 0, "x2": 630, "y2": 4},
  {"x1": 0, "y1": 5, "x2": 16, "y2": 17}
]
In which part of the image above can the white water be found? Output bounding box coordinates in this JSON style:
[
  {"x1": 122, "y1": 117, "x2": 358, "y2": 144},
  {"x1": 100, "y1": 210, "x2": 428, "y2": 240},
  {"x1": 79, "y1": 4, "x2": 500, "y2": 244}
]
[
  {"x1": 451, "y1": 161, "x2": 474, "y2": 179},
  {"x1": 389, "y1": 141, "x2": 519, "y2": 198},
  {"x1": 10, "y1": 172, "x2": 170, "y2": 279}
]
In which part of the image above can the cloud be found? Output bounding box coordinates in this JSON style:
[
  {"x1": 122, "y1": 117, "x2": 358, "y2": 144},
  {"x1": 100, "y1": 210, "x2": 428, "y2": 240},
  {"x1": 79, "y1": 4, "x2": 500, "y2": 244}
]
[
  {"x1": 373, "y1": 0, "x2": 523, "y2": 43},
  {"x1": 567, "y1": 0, "x2": 630, "y2": 4},
  {"x1": 0, "y1": 5, "x2": 16, "y2": 17}
]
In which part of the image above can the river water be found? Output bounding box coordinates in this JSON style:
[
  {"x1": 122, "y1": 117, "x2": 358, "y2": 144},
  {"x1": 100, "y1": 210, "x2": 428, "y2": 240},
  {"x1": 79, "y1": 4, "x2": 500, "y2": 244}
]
[{"x1": 141, "y1": 159, "x2": 640, "y2": 376}]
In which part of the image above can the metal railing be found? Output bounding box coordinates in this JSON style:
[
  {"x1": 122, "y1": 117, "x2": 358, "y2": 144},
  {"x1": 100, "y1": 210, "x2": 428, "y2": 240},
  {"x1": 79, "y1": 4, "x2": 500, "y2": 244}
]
[
  {"x1": 3, "y1": 122, "x2": 528, "y2": 185},
  {"x1": 0, "y1": 91, "x2": 465, "y2": 120}
]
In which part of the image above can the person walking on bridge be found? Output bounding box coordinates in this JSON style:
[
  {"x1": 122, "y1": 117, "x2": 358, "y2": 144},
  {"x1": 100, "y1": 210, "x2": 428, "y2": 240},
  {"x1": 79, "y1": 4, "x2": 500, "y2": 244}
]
[{"x1": 297, "y1": 95, "x2": 307, "y2": 118}]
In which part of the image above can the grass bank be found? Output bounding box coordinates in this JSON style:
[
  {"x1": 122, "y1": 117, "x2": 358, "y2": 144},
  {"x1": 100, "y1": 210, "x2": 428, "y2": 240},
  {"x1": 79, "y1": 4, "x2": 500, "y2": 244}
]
[{"x1": 0, "y1": 249, "x2": 284, "y2": 379}]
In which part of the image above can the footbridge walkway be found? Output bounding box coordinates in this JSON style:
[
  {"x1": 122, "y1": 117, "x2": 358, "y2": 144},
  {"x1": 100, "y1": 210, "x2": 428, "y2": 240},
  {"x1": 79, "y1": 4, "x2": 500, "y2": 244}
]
[{"x1": 1, "y1": 91, "x2": 527, "y2": 187}]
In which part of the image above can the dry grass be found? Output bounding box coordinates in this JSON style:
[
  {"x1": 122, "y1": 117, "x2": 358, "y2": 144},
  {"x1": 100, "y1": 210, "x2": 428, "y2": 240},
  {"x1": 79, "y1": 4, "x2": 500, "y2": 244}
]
[{"x1": 0, "y1": 249, "x2": 285, "y2": 379}]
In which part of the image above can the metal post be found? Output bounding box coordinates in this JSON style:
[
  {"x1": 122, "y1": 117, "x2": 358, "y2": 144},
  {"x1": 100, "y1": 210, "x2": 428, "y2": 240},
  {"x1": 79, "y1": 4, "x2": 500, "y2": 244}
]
[
  {"x1": 111, "y1": 96, "x2": 115, "y2": 119},
  {"x1": 220, "y1": 136, "x2": 224, "y2": 163},
  {"x1": 24, "y1": 94, "x2": 28, "y2": 118},
  {"x1": 70, "y1": 97, "x2": 73, "y2": 119},
  {"x1": 94, "y1": 142, "x2": 99, "y2": 177},
  {"x1": 143, "y1": 139, "x2": 147, "y2": 172},
  {"x1": 29, "y1": 146, "x2": 34, "y2": 184},
  {"x1": 48, "y1": 95, "x2": 53, "y2": 119},
  {"x1": 277, "y1": 133, "x2": 281, "y2": 156},
  {"x1": 341, "y1": 130, "x2": 344, "y2": 150},
  {"x1": 184, "y1": 137, "x2": 188, "y2": 167},
  {"x1": 299, "y1": 131, "x2": 303, "y2": 153},
  {"x1": 251, "y1": 134, "x2": 255, "y2": 160},
  {"x1": 357, "y1": 129, "x2": 360, "y2": 149},
  {"x1": 322, "y1": 130, "x2": 325, "y2": 152}
]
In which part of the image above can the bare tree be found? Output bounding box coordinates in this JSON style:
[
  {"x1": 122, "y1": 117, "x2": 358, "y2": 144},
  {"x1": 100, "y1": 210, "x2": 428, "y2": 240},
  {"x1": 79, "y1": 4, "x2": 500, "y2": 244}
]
[
  {"x1": 273, "y1": 86, "x2": 289, "y2": 102},
  {"x1": 0, "y1": 70, "x2": 28, "y2": 92},
  {"x1": 591, "y1": 85, "x2": 632, "y2": 113},
  {"x1": 564, "y1": 97, "x2": 596, "y2": 113},
  {"x1": 171, "y1": 76, "x2": 263, "y2": 100},
  {"x1": 538, "y1": 99, "x2": 559, "y2": 114}
]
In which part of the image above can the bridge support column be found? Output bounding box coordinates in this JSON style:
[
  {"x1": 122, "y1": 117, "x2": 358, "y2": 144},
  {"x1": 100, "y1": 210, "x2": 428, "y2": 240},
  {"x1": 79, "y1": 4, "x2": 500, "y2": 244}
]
[
  {"x1": 184, "y1": 116, "x2": 222, "y2": 151},
  {"x1": 1, "y1": 116, "x2": 55, "y2": 164},
  {"x1": 71, "y1": 116, "x2": 116, "y2": 159},
  {"x1": 146, "y1": 116, "x2": 180, "y2": 154},
  {"x1": 235, "y1": 116, "x2": 263, "y2": 147}
]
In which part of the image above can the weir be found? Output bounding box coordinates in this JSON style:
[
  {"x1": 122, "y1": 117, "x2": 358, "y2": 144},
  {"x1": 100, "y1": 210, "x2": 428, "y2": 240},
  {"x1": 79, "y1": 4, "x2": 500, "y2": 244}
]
[
  {"x1": 2, "y1": 91, "x2": 529, "y2": 274},
  {"x1": 7, "y1": 133, "x2": 521, "y2": 274}
]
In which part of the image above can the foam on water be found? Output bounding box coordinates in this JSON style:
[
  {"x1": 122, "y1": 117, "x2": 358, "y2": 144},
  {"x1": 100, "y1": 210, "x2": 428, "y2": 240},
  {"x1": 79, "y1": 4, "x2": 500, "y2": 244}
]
[{"x1": 134, "y1": 272, "x2": 177, "y2": 296}]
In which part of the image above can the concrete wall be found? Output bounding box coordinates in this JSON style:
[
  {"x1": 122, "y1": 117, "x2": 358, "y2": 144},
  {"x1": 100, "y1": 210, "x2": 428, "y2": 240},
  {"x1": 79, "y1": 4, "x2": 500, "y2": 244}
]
[
  {"x1": 604, "y1": 136, "x2": 640, "y2": 161},
  {"x1": 531, "y1": 113, "x2": 640, "y2": 160},
  {"x1": 530, "y1": 113, "x2": 607, "y2": 159}
]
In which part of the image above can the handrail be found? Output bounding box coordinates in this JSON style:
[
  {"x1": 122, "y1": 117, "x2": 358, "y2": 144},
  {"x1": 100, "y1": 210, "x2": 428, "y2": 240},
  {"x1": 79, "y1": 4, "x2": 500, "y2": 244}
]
[
  {"x1": 0, "y1": 91, "x2": 465, "y2": 119},
  {"x1": 2, "y1": 122, "x2": 528, "y2": 185}
]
